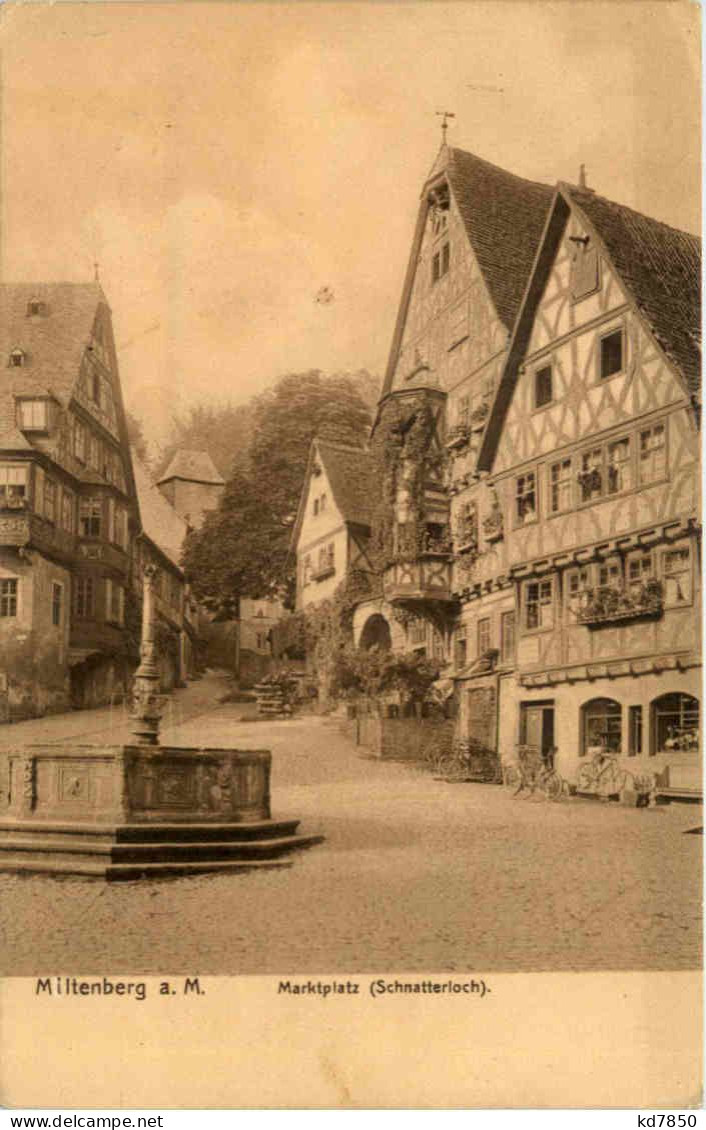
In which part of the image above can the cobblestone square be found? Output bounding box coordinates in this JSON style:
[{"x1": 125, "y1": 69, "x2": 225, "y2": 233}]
[{"x1": 0, "y1": 679, "x2": 701, "y2": 976}]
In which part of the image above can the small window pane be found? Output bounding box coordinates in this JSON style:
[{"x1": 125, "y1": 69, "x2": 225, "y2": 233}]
[
  {"x1": 639, "y1": 424, "x2": 666, "y2": 484},
  {"x1": 550, "y1": 459, "x2": 572, "y2": 513},
  {"x1": 534, "y1": 365, "x2": 553, "y2": 408},
  {"x1": 0, "y1": 578, "x2": 18, "y2": 617},
  {"x1": 600, "y1": 329, "x2": 623, "y2": 378}
]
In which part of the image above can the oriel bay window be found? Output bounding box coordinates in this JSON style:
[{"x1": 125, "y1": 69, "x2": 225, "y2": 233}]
[
  {"x1": 524, "y1": 578, "x2": 554, "y2": 630},
  {"x1": 43, "y1": 478, "x2": 57, "y2": 523},
  {"x1": 79, "y1": 497, "x2": 102, "y2": 538},
  {"x1": 0, "y1": 465, "x2": 27, "y2": 505},
  {"x1": 74, "y1": 576, "x2": 95, "y2": 618},
  {"x1": 17, "y1": 399, "x2": 49, "y2": 431}
]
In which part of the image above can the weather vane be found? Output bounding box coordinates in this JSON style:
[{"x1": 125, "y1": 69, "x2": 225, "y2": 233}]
[{"x1": 435, "y1": 111, "x2": 455, "y2": 142}]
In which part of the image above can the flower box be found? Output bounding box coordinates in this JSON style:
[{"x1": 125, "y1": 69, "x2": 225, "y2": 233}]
[
  {"x1": 577, "y1": 581, "x2": 664, "y2": 626},
  {"x1": 482, "y1": 511, "x2": 504, "y2": 542}
]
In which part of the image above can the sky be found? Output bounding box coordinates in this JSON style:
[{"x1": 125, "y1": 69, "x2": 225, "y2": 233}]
[{"x1": 0, "y1": 1, "x2": 700, "y2": 447}]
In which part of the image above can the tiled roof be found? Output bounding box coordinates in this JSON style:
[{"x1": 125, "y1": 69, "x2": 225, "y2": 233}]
[
  {"x1": 446, "y1": 147, "x2": 553, "y2": 330},
  {"x1": 0, "y1": 283, "x2": 103, "y2": 410},
  {"x1": 563, "y1": 184, "x2": 701, "y2": 396},
  {"x1": 132, "y1": 454, "x2": 188, "y2": 571},
  {"x1": 316, "y1": 439, "x2": 375, "y2": 528},
  {"x1": 157, "y1": 449, "x2": 225, "y2": 485}
]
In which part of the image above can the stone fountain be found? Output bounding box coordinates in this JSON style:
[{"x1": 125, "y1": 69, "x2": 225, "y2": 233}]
[{"x1": 0, "y1": 566, "x2": 323, "y2": 878}]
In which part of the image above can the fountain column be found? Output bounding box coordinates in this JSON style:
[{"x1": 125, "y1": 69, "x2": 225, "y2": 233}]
[{"x1": 131, "y1": 564, "x2": 163, "y2": 746}]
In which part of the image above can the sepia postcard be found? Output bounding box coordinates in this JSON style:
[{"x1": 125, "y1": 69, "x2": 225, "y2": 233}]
[{"x1": 0, "y1": 0, "x2": 701, "y2": 1111}]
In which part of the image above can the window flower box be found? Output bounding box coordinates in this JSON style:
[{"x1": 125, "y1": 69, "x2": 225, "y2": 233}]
[{"x1": 577, "y1": 580, "x2": 664, "y2": 626}]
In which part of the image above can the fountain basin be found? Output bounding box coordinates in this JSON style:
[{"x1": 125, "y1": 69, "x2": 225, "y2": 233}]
[{"x1": 0, "y1": 744, "x2": 323, "y2": 878}]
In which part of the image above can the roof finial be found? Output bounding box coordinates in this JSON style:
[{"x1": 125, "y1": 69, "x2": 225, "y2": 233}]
[
  {"x1": 579, "y1": 163, "x2": 587, "y2": 189},
  {"x1": 435, "y1": 110, "x2": 455, "y2": 144},
  {"x1": 94, "y1": 261, "x2": 100, "y2": 283}
]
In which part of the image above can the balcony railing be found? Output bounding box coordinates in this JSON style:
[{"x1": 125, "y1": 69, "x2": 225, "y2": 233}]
[
  {"x1": 576, "y1": 581, "x2": 664, "y2": 626},
  {"x1": 383, "y1": 554, "x2": 453, "y2": 604}
]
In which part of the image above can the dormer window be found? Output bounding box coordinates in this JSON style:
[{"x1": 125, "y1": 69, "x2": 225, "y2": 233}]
[
  {"x1": 9, "y1": 349, "x2": 25, "y2": 368},
  {"x1": 17, "y1": 399, "x2": 49, "y2": 431},
  {"x1": 27, "y1": 299, "x2": 47, "y2": 317}
]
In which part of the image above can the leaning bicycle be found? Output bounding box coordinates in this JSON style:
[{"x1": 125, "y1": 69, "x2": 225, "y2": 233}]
[
  {"x1": 504, "y1": 744, "x2": 564, "y2": 801},
  {"x1": 576, "y1": 748, "x2": 633, "y2": 798}
]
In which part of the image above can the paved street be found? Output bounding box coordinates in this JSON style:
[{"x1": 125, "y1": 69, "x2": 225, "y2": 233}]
[{"x1": 0, "y1": 673, "x2": 701, "y2": 974}]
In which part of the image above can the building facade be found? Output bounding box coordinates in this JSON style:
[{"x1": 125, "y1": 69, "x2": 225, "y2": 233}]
[
  {"x1": 0, "y1": 283, "x2": 138, "y2": 717},
  {"x1": 348, "y1": 144, "x2": 701, "y2": 793}
]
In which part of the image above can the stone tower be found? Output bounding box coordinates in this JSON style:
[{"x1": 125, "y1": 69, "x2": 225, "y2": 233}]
[{"x1": 156, "y1": 449, "x2": 225, "y2": 530}]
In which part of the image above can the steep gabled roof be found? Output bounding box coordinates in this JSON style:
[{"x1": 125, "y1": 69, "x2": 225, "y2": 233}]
[
  {"x1": 290, "y1": 438, "x2": 374, "y2": 552},
  {"x1": 381, "y1": 145, "x2": 553, "y2": 399},
  {"x1": 0, "y1": 282, "x2": 104, "y2": 406},
  {"x1": 133, "y1": 455, "x2": 188, "y2": 572},
  {"x1": 478, "y1": 184, "x2": 701, "y2": 471},
  {"x1": 317, "y1": 439, "x2": 375, "y2": 528},
  {"x1": 446, "y1": 147, "x2": 554, "y2": 331},
  {"x1": 563, "y1": 184, "x2": 701, "y2": 398},
  {"x1": 157, "y1": 449, "x2": 225, "y2": 486}
]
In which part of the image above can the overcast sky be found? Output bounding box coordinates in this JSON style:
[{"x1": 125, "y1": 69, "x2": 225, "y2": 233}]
[{"x1": 1, "y1": 2, "x2": 700, "y2": 446}]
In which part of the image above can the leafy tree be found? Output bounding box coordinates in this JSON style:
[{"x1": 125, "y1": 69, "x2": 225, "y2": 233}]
[
  {"x1": 155, "y1": 400, "x2": 254, "y2": 481},
  {"x1": 182, "y1": 370, "x2": 374, "y2": 612}
]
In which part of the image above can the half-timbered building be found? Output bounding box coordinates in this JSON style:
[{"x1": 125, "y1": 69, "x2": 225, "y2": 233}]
[
  {"x1": 293, "y1": 437, "x2": 375, "y2": 613},
  {"x1": 350, "y1": 141, "x2": 700, "y2": 793},
  {"x1": 476, "y1": 182, "x2": 701, "y2": 794}
]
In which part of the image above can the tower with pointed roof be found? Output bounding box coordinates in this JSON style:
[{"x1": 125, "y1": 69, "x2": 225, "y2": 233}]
[{"x1": 156, "y1": 448, "x2": 225, "y2": 530}]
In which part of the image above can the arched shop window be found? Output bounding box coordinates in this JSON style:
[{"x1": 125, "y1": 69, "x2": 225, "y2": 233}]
[
  {"x1": 651, "y1": 694, "x2": 699, "y2": 755},
  {"x1": 581, "y1": 698, "x2": 622, "y2": 754}
]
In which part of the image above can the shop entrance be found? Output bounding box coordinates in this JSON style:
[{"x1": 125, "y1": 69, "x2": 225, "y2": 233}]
[{"x1": 520, "y1": 701, "x2": 555, "y2": 757}]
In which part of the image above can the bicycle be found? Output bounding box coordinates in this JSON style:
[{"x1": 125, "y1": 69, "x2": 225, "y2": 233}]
[
  {"x1": 576, "y1": 748, "x2": 633, "y2": 798},
  {"x1": 505, "y1": 744, "x2": 565, "y2": 801}
]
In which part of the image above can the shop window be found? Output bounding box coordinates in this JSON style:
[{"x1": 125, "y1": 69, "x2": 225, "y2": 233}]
[
  {"x1": 0, "y1": 578, "x2": 18, "y2": 618},
  {"x1": 515, "y1": 471, "x2": 537, "y2": 524},
  {"x1": 581, "y1": 697, "x2": 622, "y2": 754},
  {"x1": 534, "y1": 364, "x2": 553, "y2": 409},
  {"x1": 524, "y1": 578, "x2": 554, "y2": 630},
  {"x1": 651, "y1": 693, "x2": 699, "y2": 755},
  {"x1": 662, "y1": 546, "x2": 691, "y2": 607},
  {"x1": 628, "y1": 706, "x2": 643, "y2": 757},
  {"x1": 639, "y1": 423, "x2": 666, "y2": 484},
  {"x1": 599, "y1": 328, "x2": 624, "y2": 379},
  {"x1": 549, "y1": 458, "x2": 572, "y2": 514},
  {"x1": 500, "y1": 610, "x2": 515, "y2": 664}
]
